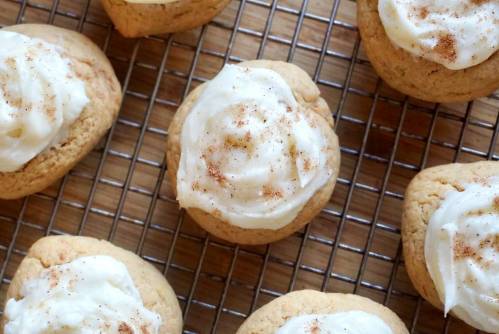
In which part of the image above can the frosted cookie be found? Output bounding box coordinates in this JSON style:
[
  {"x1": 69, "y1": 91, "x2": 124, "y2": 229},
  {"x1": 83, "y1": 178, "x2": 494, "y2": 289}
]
[
  {"x1": 0, "y1": 24, "x2": 121, "y2": 199},
  {"x1": 2, "y1": 236, "x2": 182, "y2": 334},
  {"x1": 236, "y1": 290, "x2": 408, "y2": 334},
  {"x1": 166, "y1": 60, "x2": 340, "y2": 245},
  {"x1": 101, "y1": 0, "x2": 231, "y2": 38},
  {"x1": 357, "y1": 0, "x2": 499, "y2": 102},
  {"x1": 402, "y1": 161, "x2": 499, "y2": 332}
]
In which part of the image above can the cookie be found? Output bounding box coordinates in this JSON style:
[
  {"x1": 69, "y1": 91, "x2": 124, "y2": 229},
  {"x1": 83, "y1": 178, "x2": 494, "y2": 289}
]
[
  {"x1": 0, "y1": 24, "x2": 121, "y2": 199},
  {"x1": 402, "y1": 161, "x2": 499, "y2": 332},
  {"x1": 236, "y1": 290, "x2": 408, "y2": 334},
  {"x1": 166, "y1": 60, "x2": 341, "y2": 245},
  {"x1": 402, "y1": 161, "x2": 499, "y2": 308},
  {"x1": 357, "y1": 0, "x2": 499, "y2": 102},
  {"x1": 101, "y1": 0, "x2": 231, "y2": 38},
  {"x1": 3, "y1": 235, "x2": 183, "y2": 334}
]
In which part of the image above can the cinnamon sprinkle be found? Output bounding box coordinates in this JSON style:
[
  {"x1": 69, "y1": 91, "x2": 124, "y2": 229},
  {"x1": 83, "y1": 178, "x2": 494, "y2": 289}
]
[
  {"x1": 309, "y1": 319, "x2": 321, "y2": 334},
  {"x1": 201, "y1": 146, "x2": 216, "y2": 160},
  {"x1": 207, "y1": 162, "x2": 226, "y2": 184},
  {"x1": 191, "y1": 181, "x2": 201, "y2": 191},
  {"x1": 262, "y1": 184, "x2": 283, "y2": 199},
  {"x1": 479, "y1": 234, "x2": 499, "y2": 252},
  {"x1": 303, "y1": 158, "x2": 312, "y2": 172},
  {"x1": 454, "y1": 233, "x2": 499, "y2": 263},
  {"x1": 433, "y1": 34, "x2": 457, "y2": 62},
  {"x1": 236, "y1": 119, "x2": 247, "y2": 128},
  {"x1": 244, "y1": 131, "x2": 252, "y2": 142},
  {"x1": 48, "y1": 269, "x2": 60, "y2": 288},
  {"x1": 470, "y1": 0, "x2": 489, "y2": 5},
  {"x1": 493, "y1": 196, "x2": 499, "y2": 209},
  {"x1": 454, "y1": 233, "x2": 476, "y2": 260},
  {"x1": 118, "y1": 323, "x2": 133, "y2": 334},
  {"x1": 224, "y1": 134, "x2": 251, "y2": 150},
  {"x1": 418, "y1": 6, "x2": 429, "y2": 19}
]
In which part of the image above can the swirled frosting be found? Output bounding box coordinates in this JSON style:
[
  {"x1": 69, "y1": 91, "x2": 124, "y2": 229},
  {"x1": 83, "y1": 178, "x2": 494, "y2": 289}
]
[
  {"x1": 0, "y1": 30, "x2": 89, "y2": 172},
  {"x1": 425, "y1": 178, "x2": 499, "y2": 332},
  {"x1": 378, "y1": 0, "x2": 498, "y2": 70},
  {"x1": 176, "y1": 64, "x2": 332, "y2": 230},
  {"x1": 276, "y1": 311, "x2": 393, "y2": 334},
  {"x1": 4, "y1": 256, "x2": 162, "y2": 334}
]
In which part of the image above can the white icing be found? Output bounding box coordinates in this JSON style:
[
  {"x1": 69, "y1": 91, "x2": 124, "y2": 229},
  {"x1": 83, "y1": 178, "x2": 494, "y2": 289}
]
[
  {"x1": 378, "y1": 0, "x2": 498, "y2": 70},
  {"x1": 0, "y1": 30, "x2": 89, "y2": 172},
  {"x1": 276, "y1": 311, "x2": 393, "y2": 334},
  {"x1": 425, "y1": 178, "x2": 499, "y2": 333},
  {"x1": 4, "y1": 256, "x2": 162, "y2": 334},
  {"x1": 176, "y1": 64, "x2": 332, "y2": 230}
]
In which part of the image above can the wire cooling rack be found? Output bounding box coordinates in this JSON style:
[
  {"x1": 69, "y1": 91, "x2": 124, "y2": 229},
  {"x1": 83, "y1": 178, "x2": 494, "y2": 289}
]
[{"x1": 0, "y1": 0, "x2": 497, "y2": 333}]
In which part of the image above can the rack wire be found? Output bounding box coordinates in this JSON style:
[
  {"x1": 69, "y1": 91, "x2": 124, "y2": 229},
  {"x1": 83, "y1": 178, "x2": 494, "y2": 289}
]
[{"x1": 0, "y1": 0, "x2": 497, "y2": 333}]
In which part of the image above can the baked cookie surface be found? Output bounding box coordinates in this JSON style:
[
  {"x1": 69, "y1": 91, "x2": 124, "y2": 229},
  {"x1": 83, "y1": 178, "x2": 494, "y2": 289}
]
[
  {"x1": 402, "y1": 161, "x2": 499, "y2": 312},
  {"x1": 166, "y1": 60, "x2": 340, "y2": 245},
  {"x1": 3, "y1": 235, "x2": 182, "y2": 334},
  {"x1": 101, "y1": 0, "x2": 231, "y2": 38},
  {"x1": 236, "y1": 290, "x2": 408, "y2": 334},
  {"x1": 0, "y1": 24, "x2": 121, "y2": 199},
  {"x1": 357, "y1": 0, "x2": 499, "y2": 102}
]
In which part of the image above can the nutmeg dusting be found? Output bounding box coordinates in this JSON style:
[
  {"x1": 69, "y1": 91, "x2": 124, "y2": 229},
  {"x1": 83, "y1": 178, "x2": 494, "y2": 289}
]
[{"x1": 433, "y1": 34, "x2": 457, "y2": 62}]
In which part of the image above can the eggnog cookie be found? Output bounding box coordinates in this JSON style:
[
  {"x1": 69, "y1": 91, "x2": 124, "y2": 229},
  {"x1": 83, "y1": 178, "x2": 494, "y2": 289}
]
[
  {"x1": 357, "y1": 0, "x2": 499, "y2": 102},
  {"x1": 3, "y1": 236, "x2": 182, "y2": 334},
  {"x1": 167, "y1": 60, "x2": 340, "y2": 245},
  {"x1": 402, "y1": 161, "x2": 499, "y2": 332},
  {"x1": 236, "y1": 290, "x2": 408, "y2": 334},
  {"x1": 0, "y1": 24, "x2": 121, "y2": 199},
  {"x1": 101, "y1": 0, "x2": 231, "y2": 38}
]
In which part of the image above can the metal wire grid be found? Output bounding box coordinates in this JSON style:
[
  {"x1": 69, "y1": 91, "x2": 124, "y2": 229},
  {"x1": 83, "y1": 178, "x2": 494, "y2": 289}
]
[{"x1": 0, "y1": 0, "x2": 497, "y2": 333}]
